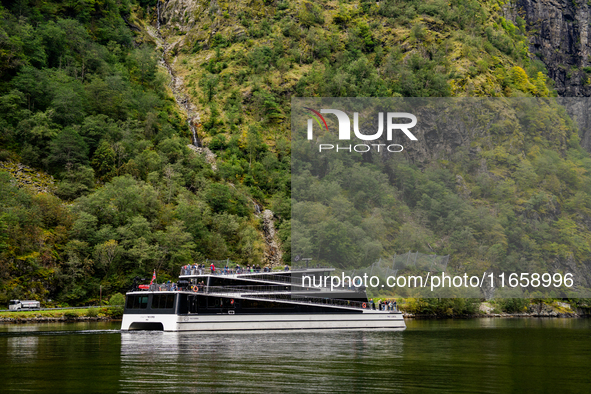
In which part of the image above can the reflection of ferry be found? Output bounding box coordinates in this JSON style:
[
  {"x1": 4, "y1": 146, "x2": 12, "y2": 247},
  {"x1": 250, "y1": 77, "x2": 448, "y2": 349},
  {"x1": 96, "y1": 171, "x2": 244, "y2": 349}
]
[{"x1": 121, "y1": 268, "x2": 405, "y2": 331}]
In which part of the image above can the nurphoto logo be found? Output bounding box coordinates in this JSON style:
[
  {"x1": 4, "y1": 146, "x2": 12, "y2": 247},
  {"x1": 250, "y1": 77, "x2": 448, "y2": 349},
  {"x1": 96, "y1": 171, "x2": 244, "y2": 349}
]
[{"x1": 304, "y1": 107, "x2": 418, "y2": 153}]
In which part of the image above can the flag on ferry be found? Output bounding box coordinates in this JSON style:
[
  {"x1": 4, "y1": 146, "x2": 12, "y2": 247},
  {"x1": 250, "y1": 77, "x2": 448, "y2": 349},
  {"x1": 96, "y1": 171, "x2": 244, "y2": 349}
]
[{"x1": 150, "y1": 269, "x2": 156, "y2": 285}]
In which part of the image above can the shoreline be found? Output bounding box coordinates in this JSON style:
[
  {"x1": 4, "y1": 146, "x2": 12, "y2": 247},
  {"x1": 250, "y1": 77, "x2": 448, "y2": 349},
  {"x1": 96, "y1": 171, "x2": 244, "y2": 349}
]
[
  {"x1": 1, "y1": 313, "x2": 588, "y2": 325},
  {"x1": 0, "y1": 316, "x2": 120, "y2": 324},
  {"x1": 403, "y1": 312, "x2": 589, "y2": 319}
]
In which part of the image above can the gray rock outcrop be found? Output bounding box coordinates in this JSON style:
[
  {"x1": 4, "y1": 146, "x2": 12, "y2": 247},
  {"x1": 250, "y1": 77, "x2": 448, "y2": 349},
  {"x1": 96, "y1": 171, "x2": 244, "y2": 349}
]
[
  {"x1": 507, "y1": 0, "x2": 591, "y2": 150},
  {"x1": 261, "y1": 209, "x2": 283, "y2": 268},
  {"x1": 510, "y1": 0, "x2": 590, "y2": 96}
]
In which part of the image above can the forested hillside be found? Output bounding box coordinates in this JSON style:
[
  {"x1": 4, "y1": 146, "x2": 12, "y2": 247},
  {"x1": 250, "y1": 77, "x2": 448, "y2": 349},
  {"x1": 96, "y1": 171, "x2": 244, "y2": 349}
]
[
  {"x1": 0, "y1": 0, "x2": 590, "y2": 305},
  {"x1": 0, "y1": 0, "x2": 288, "y2": 305}
]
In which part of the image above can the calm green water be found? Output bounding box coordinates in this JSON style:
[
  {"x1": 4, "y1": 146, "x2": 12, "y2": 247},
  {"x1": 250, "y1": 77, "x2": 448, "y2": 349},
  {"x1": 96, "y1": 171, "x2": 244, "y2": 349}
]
[{"x1": 0, "y1": 319, "x2": 590, "y2": 393}]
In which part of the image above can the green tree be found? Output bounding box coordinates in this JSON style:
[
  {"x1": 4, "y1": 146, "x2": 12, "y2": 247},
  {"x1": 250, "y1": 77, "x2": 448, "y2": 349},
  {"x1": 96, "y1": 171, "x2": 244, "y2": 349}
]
[
  {"x1": 95, "y1": 239, "x2": 119, "y2": 270},
  {"x1": 199, "y1": 73, "x2": 218, "y2": 102},
  {"x1": 155, "y1": 221, "x2": 195, "y2": 271},
  {"x1": 245, "y1": 124, "x2": 263, "y2": 167},
  {"x1": 47, "y1": 128, "x2": 89, "y2": 171},
  {"x1": 0, "y1": 214, "x2": 8, "y2": 253},
  {"x1": 50, "y1": 83, "x2": 86, "y2": 126},
  {"x1": 91, "y1": 140, "x2": 116, "y2": 181},
  {"x1": 128, "y1": 46, "x2": 157, "y2": 85},
  {"x1": 56, "y1": 165, "x2": 95, "y2": 199}
]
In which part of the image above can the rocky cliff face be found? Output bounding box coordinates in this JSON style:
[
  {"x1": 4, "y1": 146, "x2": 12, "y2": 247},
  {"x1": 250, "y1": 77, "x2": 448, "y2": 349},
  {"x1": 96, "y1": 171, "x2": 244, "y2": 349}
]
[
  {"x1": 509, "y1": 0, "x2": 591, "y2": 150},
  {"x1": 557, "y1": 97, "x2": 591, "y2": 150},
  {"x1": 511, "y1": 0, "x2": 591, "y2": 97}
]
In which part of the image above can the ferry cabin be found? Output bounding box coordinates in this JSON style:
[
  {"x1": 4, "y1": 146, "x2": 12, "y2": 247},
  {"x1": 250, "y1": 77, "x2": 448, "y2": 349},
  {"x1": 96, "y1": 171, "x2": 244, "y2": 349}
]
[{"x1": 121, "y1": 290, "x2": 406, "y2": 331}]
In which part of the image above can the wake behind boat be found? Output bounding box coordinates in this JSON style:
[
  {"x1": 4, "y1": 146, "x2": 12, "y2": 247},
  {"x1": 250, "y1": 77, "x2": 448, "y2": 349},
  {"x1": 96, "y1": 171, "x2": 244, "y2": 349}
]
[{"x1": 120, "y1": 266, "x2": 405, "y2": 331}]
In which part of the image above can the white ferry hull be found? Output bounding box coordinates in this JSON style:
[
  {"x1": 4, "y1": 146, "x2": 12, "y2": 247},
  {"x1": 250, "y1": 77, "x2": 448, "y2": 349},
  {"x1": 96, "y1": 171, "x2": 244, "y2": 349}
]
[{"x1": 121, "y1": 312, "x2": 405, "y2": 332}]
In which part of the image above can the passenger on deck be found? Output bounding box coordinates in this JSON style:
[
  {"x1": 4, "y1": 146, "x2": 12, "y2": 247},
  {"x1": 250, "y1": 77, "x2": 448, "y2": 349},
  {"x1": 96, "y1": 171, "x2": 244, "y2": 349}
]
[
  {"x1": 284, "y1": 265, "x2": 289, "y2": 271},
  {"x1": 210, "y1": 262, "x2": 215, "y2": 274}
]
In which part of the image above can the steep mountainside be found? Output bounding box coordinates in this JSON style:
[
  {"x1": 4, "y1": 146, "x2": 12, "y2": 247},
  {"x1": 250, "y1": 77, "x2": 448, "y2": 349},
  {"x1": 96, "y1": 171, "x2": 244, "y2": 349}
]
[
  {"x1": 151, "y1": 0, "x2": 591, "y2": 291},
  {"x1": 0, "y1": 0, "x2": 284, "y2": 304},
  {"x1": 1, "y1": 0, "x2": 591, "y2": 306}
]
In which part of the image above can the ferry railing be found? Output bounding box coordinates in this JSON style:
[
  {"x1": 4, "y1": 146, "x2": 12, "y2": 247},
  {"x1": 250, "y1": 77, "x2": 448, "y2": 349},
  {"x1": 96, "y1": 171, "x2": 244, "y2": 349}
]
[
  {"x1": 179, "y1": 268, "x2": 357, "y2": 292},
  {"x1": 180, "y1": 268, "x2": 286, "y2": 276},
  {"x1": 205, "y1": 285, "x2": 292, "y2": 294},
  {"x1": 180, "y1": 268, "x2": 334, "y2": 279}
]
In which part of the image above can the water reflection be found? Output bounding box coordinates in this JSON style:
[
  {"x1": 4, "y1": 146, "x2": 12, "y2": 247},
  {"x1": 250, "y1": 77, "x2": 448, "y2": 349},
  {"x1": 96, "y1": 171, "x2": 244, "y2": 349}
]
[
  {"x1": 0, "y1": 320, "x2": 589, "y2": 393},
  {"x1": 119, "y1": 330, "x2": 405, "y2": 393},
  {"x1": 0, "y1": 322, "x2": 121, "y2": 393},
  {"x1": 7, "y1": 335, "x2": 39, "y2": 362}
]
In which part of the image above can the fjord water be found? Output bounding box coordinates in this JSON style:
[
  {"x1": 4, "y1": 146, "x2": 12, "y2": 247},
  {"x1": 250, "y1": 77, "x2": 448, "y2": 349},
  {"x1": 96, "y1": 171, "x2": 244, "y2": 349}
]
[{"x1": 1, "y1": 319, "x2": 590, "y2": 393}]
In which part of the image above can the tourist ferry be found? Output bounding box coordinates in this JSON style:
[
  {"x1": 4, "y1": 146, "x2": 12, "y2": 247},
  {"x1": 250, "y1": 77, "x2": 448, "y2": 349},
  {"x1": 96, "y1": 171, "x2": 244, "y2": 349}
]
[{"x1": 120, "y1": 267, "x2": 405, "y2": 331}]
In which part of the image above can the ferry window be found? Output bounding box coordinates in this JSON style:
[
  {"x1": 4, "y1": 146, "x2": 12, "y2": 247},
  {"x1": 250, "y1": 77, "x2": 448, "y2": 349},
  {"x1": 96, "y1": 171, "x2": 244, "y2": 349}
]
[
  {"x1": 243, "y1": 300, "x2": 286, "y2": 309},
  {"x1": 178, "y1": 295, "x2": 191, "y2": 314},
  {"x1": 222, "y1": 298, "x2": 236, "y2": 308},
  {"x1": 151, "y1": 295, "x2": 160, "y2": 309},
  {"x1": 126, "y1": 295, "x2": 148, "y2": 309},
  {"x1": 152, "y1": 294, "x2": 175, "y2": 309},
  {"x1": 207, "y1": 298, "x2": 221, "y2": 308}
]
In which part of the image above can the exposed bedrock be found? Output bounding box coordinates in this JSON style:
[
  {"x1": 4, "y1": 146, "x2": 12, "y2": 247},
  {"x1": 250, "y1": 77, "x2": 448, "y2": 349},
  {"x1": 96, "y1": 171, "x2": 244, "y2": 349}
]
[{"x1": 508, "y1": 0, "x2": 591, "y2": 150}]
